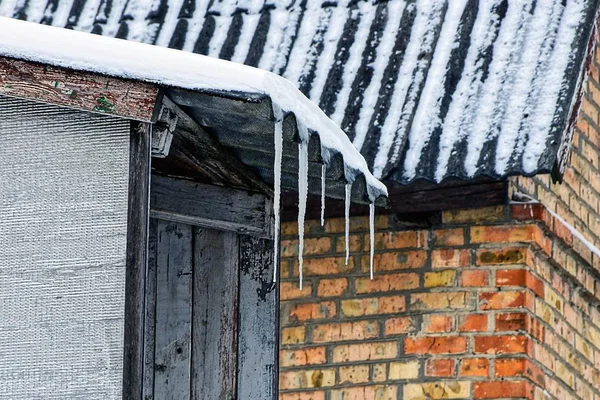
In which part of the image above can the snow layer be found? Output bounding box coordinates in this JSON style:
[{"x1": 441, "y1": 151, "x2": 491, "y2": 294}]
[{"x1": 0, "y1": 16, "x2": 387, "y2": 199}]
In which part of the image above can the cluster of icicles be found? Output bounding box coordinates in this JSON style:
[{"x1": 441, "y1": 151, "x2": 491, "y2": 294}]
[{"x1": 271, "y1": 104, "x2": 377, "y2": 289}]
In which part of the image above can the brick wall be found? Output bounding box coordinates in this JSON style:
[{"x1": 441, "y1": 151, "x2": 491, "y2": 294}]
[{"x1": 278, "y1": 204, "x2": 600, "y2": 399}]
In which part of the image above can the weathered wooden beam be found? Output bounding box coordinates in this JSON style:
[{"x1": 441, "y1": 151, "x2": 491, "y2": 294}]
[
  {"x1": 0, "y1": 57, "x2": 159, "y2": 121},
  {"x1": 123, "y1": 122, "x2": 151, "y2": 399},
  {"x1": 150, "y1": 175, "x2": 274, "y2": 238},
  {"x1": 238, "y1": 236, "x2": 279, "y2": 400}
]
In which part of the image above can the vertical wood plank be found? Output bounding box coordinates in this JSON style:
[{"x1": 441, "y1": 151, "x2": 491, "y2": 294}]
[
  {"x1": 154, "y1": 221, "x2": 193, "y2": 400},
  {"x1": 237, "y1": 236, "x2": 279, "y2": 400},
  {"x1": 123, "y1": 122, "x2": 151, "y2": 400},
  {"x1": 142, "y1": 218, "x2": 158, "y2": 399},
  {"x1": 191, "y1": 228, "x2": 240, "y2": 400}
]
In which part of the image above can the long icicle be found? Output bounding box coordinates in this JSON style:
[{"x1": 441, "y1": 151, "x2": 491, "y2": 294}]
[
  {"x1": 345, "y1": 183, "x2": 351, "y2": 265},
  {"x1": 321, "y1": 164, "x2": 326, "y2": 226},
  {"x1": 272, "y1": 104, "x2": 284, "y2": 283},
  {"x1": 298, "y1": 139, "x2": 309, "y2": 290},
  {"x1": 369, "y1": 202, "x2": 375, "y2": 280}
]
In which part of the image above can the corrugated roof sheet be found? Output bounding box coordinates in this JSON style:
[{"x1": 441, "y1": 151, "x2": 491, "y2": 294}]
[{"x1": 2, "y1": 0, "x2": 598, "y2": 184}]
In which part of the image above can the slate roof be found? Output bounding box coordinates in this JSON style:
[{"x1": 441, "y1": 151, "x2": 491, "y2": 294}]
[{"x1": 1, "y1": 0, "x2": 598, "y2": 184}]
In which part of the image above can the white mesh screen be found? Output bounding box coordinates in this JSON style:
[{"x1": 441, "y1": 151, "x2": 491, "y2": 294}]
[{"x1": 0, "y1": 96, "x2": 130, "y2": 399}]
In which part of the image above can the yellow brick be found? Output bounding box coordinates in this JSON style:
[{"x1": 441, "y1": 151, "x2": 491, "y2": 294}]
[
  {"x1": 424, "y1": 270, "x2": 456, "y2": 288},
  {"x1": 333, "y1": 342, "x2": 398, "y2": 363},
  {"x1": 373, "y1": 363, "x2": 387, "y2": 382},
  {"x1": 545, "y1": 286, "x2": 564, "y2": 312},
  {"x1": 442, "y1": 206, "x2": 505, "y2": 224},
  {"x1": 404, "y1": 381, "x2": 471, "y2": 400},
  {"x1": 339, "y1": 365, "x2": 370, "y2": 384},
  {"x1": 388, "y1": 360, "x2": 420, "y2": 380},
  {"x1": 279, "y1": 369, "x2": 335, "y2": 390},
  {"x1": 281, "y1": 326, "x2": 306, "y2": 345},
  {"x1": 330, "y1": 385, "x2": 397, "y2": 400}
]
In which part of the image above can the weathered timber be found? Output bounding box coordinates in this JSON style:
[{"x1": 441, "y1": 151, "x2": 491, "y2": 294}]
[
  {"x1": 150, "y1": 174, "x2": 274, "y2": 238},
  {"x1": 152, "y1": 96, "x2": 272, "y2": 195},
  {"x1": 142, "y1": 218, "x2": 158, "y2": 400},
  {"x1": 191, "y1": 229, "x2": 240, "y2": 400},
  {"x1": 154, "y1": 221, "x2": 193, "y2": 400},
  {"x1": 123, "y1": 122, "x2": 151, "y2": 400},
  {"x1": 282, "y1": 178, "x2": 508, "y2": 221},
  {"x1": 0, "y1": 57, "x2": 159, "y2": 121},
  {"x1": 237, "y1": 236, "x2": 279, "y2": 400}
]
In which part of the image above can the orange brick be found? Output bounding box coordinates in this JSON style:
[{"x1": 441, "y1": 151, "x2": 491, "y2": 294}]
[
  {"x1": 433, "y1": 228, "x2": 465, "y2": 246},
  {"x1": 476, "y1": 247, "x2": 526, "y2": 265},
  {"x1": 282, "y1": 237, "x2": 332, "y2": 257},
  {"x1": 460, "y1": 358, "x2": 490, "y2": 377},
  {"x1": 458, "y1": 314, "x2": 487, "y2": 332},
  {"x1": 289, "y1": 301, "x2": 336, "y2": 322},
  {"x1": 355, "y1": 273, "x2": 419, "y2": 294},
  {"x1": 338, "y1": 365, "x2": 370, "y2": 384},
  {"x1": 471, "y1": 225, "x2": 536, "y2": 243},
  {"x1": 495, "y1": 358, "x2": 526, "y2": 377},
  {"x1": 385, "y1": 316, "x2": 417, "y2": 336},
  {"x1": 422, "y1": 315, "x2": 453, "y2": 333},
  {"x1": 474, "y1": 335, "x2": 528, "y2": 355},
  {"x1": 496, "y1": 269, "x2": 526, "y2": 286},
  {"x1": 281, "y1": 281, "x2": 313, "y2": 300},
  {"x1": 405, "y1": 336, "x2": 467, "y2": 355},
  {"x1": 292, "y1": 257, "x2": 354, "y2": 276},
  {"x1": 360, "y1": 250, "x2": 426, "y2": 272},
  {"x1": 279, "y1": 391, "x2": 325, "y2": 400},
  {"x1": 280, "y1": 347, "x2": 327, "y2": 367},
  {"x1": 333, "y1": 342, "x2": 398, "y2": 362},
  {"x1": 281, "y1": 326, "x2": 306, "y2": 345},
  {"x1": 495, "y1": 313, "x2": 527, "y2": 332},
  {"x1": 432, "y1": 249, "x2": 471, "y2": 268},
  {"x1": 316, "y1": 278, "x2": 348, "y2": 297},
  {"x1": 479, "y1": 291, "x2": 524, "y2": 310},
  {"x1": 425, "y1": 359, "x2": 455, "y2": 377},
  {"x1": 367, "y1": 231, "x2": 418, "y2": 250},
  {"x1": 312, "y1": 321, "x2": 378, "y2": 343},
  {"x1": 473, "y1": 380, "x2": 529, "y2": 399},
  {"x1": 460, "y1": 270, "x2": 489, "y2": 287},
  {"x1": 341, "y1": 295, "x2": 405, "y2": 317}
]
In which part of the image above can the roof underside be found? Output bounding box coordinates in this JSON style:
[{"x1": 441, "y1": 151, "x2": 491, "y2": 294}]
[{"x1": 2, "y1": 0, "x2": 598, "y2": 184}]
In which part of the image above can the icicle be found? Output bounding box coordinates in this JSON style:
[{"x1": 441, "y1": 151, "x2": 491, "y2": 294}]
[
  {"x1": 272, "y1": 104, "x2": 284, "y2": 283},
  {"x1": 529, "y1": 204, "x2": 533, "y2": 218},
  {"x1": 345, "y1": 183, "x2": 351, "y2": 265},
  {"x1": 321, "y1": 164, "x2": 326, "y2": 226},
  {"x1": 298, "y1": 138, "x2": 309, "y2": 290},
  {"x1": 369, "y1": 203, "x2": 375, "y2": 280},
  {"x1": 417, "y1": 232, "x2": 421, "y2": 248}
]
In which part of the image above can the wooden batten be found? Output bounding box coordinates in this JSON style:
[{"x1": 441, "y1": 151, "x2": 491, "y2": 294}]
[
  {"x1": 0, "y1": 57, "x2": 159, "y2": 121},
  {"x1": 150, "y1": 174, "x2": 274, "y2": 238}
]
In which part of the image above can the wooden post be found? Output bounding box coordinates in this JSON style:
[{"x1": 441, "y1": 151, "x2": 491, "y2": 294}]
[{"x1": 123, "y1": 122, "x2": 152, "y2": 399}]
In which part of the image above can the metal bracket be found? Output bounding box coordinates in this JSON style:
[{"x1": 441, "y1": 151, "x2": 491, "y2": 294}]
[{"x1": 151, "y1": 105, "x2": 178, "y2": 158}]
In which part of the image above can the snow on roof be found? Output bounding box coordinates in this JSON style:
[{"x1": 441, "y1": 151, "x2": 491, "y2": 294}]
[
  {"x1": 1, "y1": 0, "x2": 597, "y2": 184},
  {"x1": 0, "y1": 16, "x2": 388, "y2": 202}
]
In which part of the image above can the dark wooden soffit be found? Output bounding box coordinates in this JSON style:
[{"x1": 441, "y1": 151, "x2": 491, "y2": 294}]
[
  {"x1": 282, "y1": 178, "x2": 508, "y2": 222},
  {"x1": 0, "y1": 57, "x2": 159, "y2": 121},
  {"x1": 152, "y1": 96, "x2": 272, "y2": 195}
]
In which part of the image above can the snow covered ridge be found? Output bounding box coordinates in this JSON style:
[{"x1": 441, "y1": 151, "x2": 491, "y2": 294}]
[{"x1": 0, "y1": 17, "x2": 387, "y2": 285}]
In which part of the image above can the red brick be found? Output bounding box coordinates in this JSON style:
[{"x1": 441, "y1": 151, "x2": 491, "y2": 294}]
[
  {"x1": 495, "y1": 313, "x2": 527, "y2": 332},
  {"x1": 405, "y1": 336, "x2": 467, "y2": 355},
  {"x1": 458, "y1": 314, "x2": 487, "y2": 332},
  {"x1": 474, "y1": 335, "x2": 528, "y2": 355},
  {"x1": 425, "y1": 359, "x2": 455, "y2": 377},
  {"x1": 279, "y1": 391, "x2": 325, "y2": 400},
  {"x1": 511, "y1": 203, "x2": 543, "y2": 220},
  {"x1": 385, "y1": 316, "x2": 417, "y2": 336},
  {"x1": 473, "y1": 380, "x2": 529, "y2": 399},
  {"x1": 460, "y1": 358, "x2": 490, "y2": 377},
  {"x1": 355, "y1": 273, "x2": 419, "y2": 294},
  {"x1": 471, "y1": 225, "x2": 536, "y2": 244},
  {"x1": 433, "y1": 228, "x2": 465, "y2": 246},
  {"x1": 312, "y1": 321, "x2": 379, "y2": 343},
  {"x1": 496, "y1": 269, "x2": 526, "y2": 286},
  {"x1": 460, "y1": 270, "x2": 489, "y2": 287},
  {"x1": 289, "y1": 302, "x2": 336, "y2": 322},
  {"x1": 281, "y1": 281, "x2": 312, "y2": 300},
  {"x1": 316, "y1": 278, "x2": 348, "y2": 297},
  {"x1": 432, "y1": 249, "x2": 471, "y2": 268},
  {"x1": 525, "y1": 272, "x2": 544, "y2": 298},
  {"x1": 422, "y1": 315, "x2": 453, "y2": 333},
  {"x1": 479, "y1": 291, "x2": 524, "y2": 310},
  {"x1": 495, "y1": 358, "x2": 526, "y2": 377},
  {"x1": 280, "y1": 347, "x2": 327, "y2": 367}
]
